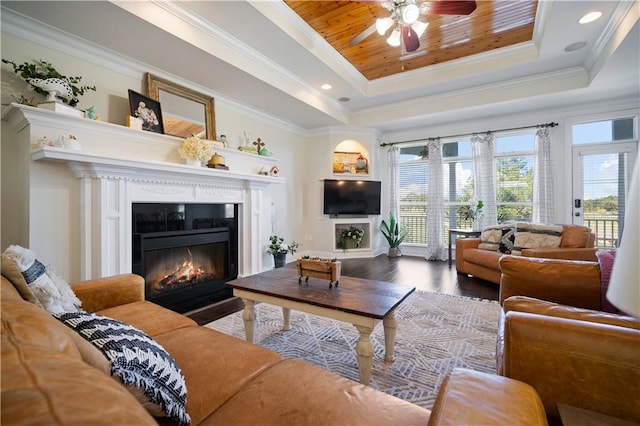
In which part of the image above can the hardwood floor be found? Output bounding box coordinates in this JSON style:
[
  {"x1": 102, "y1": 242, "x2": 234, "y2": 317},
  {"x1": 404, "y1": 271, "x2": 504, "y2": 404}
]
[{"x1": 187, "y1": 255, "x2": 498, "y2": 325}]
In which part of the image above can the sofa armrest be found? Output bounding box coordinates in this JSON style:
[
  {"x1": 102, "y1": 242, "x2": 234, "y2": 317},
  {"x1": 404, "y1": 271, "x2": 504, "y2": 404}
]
[
  {"x1": 499, "y1": 256, "x2": 602, "y2": 309},
  {"x1": 502, "y1": 311, "x2": 640, "y2": 423},
  {"x1": 454, "y1": 238, "x2": 480, "y2": 273},
  {"x1": 521, "y1": 247, "x2": 598, "y2": 261},
  {"x1": 428, "y1": 368, "x2": 547, "y2": 426},
  {"x1": 70, "y1": 274, "x2": 145, "y2": 313}
]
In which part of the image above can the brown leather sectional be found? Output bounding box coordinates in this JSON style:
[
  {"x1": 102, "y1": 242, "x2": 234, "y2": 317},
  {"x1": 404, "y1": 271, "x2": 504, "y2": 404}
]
[
  {"x1": 1, "y1": 272, "x2": 548, "y2": 425},
  {"x1": 456, "y1": 223, "x2": 598, "y2": 284}
]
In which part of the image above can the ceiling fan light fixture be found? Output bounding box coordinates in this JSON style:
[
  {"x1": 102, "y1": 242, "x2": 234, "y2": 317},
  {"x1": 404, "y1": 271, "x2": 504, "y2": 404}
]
[
  {"x1": 411, "y1": 21, "x2": 428, "y2": 37},
  {"x1": 387, "y1": 27, "x2": 401, "y2": 47},
  {"x1": 402, "y1": 4, "x2": 420, "y2": 24},
  {"x1": 376, "y1": 17, "x2": 394, "y2": 35}
]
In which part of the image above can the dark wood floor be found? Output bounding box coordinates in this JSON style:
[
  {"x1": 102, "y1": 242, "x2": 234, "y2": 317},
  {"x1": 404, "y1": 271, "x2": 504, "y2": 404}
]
[{"x1": 187, "y1": 255, "x2": 498, "y2": 325}]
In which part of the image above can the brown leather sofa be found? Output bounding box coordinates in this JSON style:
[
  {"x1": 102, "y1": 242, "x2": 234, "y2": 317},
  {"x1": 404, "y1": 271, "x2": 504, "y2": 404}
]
[
  {"x1": 497, "y1": 255, "x2": 640, "y2": 424},
  {"x1": 1, "y1": 272, "x2": 548, "y2": 425},
  {"x1": 456, "y1": 224, "x2": 597, "y2": 284}
]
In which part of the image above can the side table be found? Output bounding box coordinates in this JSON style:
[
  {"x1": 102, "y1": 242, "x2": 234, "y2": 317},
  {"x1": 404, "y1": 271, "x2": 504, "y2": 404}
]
[{"x1": 448, "y1": 228, "x2": 482, "y2": 267}]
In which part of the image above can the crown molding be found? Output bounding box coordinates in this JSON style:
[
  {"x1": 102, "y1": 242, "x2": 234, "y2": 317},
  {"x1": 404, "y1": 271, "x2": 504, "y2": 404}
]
[
  {"x1": 585, "y1": 0, "x2": 639, "y2": 82},
  {"x1": 119, "y1": 0, "x2": 349, "y2": 123},
  {"x1": 351, "y1": 67, "x2": 588, "y2": 127},
  {"x1": 1, "y1": 5, "x2": 312, "y2": 136}
]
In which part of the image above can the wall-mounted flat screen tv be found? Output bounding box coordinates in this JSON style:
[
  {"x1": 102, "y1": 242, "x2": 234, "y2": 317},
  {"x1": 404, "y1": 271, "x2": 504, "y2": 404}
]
[{"x1": 323, "y1": 179, "x2": 381, "y2": 216}]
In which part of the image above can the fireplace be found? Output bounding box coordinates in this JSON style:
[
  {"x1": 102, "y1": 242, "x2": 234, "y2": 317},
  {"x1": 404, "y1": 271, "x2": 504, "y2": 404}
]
[{"x1": 132, "y1": 203, "x2": 238, "y2": 313}]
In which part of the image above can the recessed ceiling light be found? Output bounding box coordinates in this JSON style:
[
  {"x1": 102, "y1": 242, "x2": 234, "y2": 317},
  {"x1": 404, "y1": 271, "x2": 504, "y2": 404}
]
[
  {"x1": 321, "y1": 84, "x2": 332, "y2": 90},
  {"x1": 579, "y1": 11, "x2": 602, "y2": 24},
  {"x1": 565, "y1": 41, "x2": 587, "y2": 52}
]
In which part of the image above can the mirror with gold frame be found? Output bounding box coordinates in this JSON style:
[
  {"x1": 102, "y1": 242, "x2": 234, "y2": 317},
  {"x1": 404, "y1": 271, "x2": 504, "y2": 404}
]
[{"x1": 144, "y1": 73, "x2": 216, "y2": 140}]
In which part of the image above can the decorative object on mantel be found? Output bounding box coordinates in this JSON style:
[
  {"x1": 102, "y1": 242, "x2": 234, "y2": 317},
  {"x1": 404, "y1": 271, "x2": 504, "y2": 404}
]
[
  {"x1": 178, "y1": 135, "x2": 212, "y2": 167},
  {"x1": 338, "y1": 226, "x2": 364, "y2": 251},
  {"x1": 2, "y1": 59, "x2": 96, "y2": 108},
  {"x1": 37, "y1": 137, "x2": 53, "y2": 148},
  {"x1": 269, "y1": 166, "x2": 279, "y2": 177},
  {"x1": 54, "y1": 134, "x2": 81, "y2": 151},
  {"x1": 126, "y1": 115, "x2": 143, "y2": 130},
  {"x1": 207, "y1": 152, "x2": 229, "y2": 170},
  {"x1": 258, "y1": 167, "x2": 269, "y2": 176},
  {"x1": 266, "y1": 235, "x2": 300, "y2": 268},
  {"x1": 128, "y1": 90, "x2": 164, "y2": 134},
  {"x1": 380, "y1": 212, "x2": 407, "y2": 257}
]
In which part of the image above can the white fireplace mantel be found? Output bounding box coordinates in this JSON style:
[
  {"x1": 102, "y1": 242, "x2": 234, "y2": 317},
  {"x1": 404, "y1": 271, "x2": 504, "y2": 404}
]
[{"x1": 2, "y1": 103, "x2": 282, "y2": 282}]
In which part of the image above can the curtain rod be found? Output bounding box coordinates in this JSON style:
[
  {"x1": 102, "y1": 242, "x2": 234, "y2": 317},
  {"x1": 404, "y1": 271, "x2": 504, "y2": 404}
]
[{"x1": 379, "y1": 122, "x2": 559, "y2": 147}]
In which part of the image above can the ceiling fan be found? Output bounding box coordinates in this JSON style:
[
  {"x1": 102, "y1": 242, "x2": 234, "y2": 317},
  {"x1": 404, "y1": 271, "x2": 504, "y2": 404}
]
[{"x1": 349, "y1": 0, "x2": 477, "y2": 53}]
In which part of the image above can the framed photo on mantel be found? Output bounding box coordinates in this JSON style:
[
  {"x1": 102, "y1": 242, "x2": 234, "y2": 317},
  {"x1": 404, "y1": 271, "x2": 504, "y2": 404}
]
[{"x1": 128, "y1": 89, "x2": 164, "y2": 134}]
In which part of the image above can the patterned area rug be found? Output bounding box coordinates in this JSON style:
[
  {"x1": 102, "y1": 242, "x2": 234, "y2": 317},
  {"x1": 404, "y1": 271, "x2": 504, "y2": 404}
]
[{"x1": 205, "y1": 291, "x2": 500, "y2": 410}]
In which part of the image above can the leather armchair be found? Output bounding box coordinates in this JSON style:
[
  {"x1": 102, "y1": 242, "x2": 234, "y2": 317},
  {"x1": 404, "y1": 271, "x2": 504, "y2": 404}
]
[{"x1": 497, "y1": 255, "x2": 640, "y2": 424}]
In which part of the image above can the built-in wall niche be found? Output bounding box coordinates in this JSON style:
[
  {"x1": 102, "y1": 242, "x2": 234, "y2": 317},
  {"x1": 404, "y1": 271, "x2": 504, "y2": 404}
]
[{"x1": 332, "y1": 140, "x2": 369, "y2": 175}]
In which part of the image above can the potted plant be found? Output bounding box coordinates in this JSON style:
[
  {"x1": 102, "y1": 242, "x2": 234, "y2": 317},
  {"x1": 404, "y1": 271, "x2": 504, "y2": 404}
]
[
  {"x1": 380, "y1": 212, "x2": 407, "y2": 257},
  {"x1": 2, "y1": 59, "x2": 96, "y2": 107},
  {"x1": 265, "y1": 235, "x2": 300, "y2": 268},
  {"x1": 460, "y1": 198, "x2": 484, "y2": 231}
]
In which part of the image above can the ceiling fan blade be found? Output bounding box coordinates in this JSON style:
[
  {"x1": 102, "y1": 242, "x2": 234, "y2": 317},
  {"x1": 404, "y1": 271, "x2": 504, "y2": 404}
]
[
  {"x1": 349, "y1": 23, "x2": 378, "y2": 46},
  {"x1": 425, "y1": 1, "x2": 477, "y2": 16},
  {"x1": 401, "y1": 25, "x2": 420, "y2": 52}
]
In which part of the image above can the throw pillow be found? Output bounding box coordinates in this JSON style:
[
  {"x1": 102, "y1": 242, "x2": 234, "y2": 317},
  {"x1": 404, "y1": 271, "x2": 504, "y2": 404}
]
[
  {"x1": 54, "y1": 311, "x2": 191, "y2": 425},
  {"x1": 596, "y1": 250, "x2": 622, "y2": 314},
  {"x1": 512, "y1": 223, "x2": 563, "y2": 255},
  {"x1": 498, "y1": 228, "x2": 515, "y2": 254},
  {"x1": 1, "y1": 245, "x2": 81, "y2": 313},
  {"x1": 478, "y1": 225, "x2": 505, "y2": 251}
]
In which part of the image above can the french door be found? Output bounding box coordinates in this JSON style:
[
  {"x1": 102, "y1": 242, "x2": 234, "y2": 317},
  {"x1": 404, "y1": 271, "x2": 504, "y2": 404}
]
[{"x1": 572, "y1": 143, "x2": 637, "y2": 248}]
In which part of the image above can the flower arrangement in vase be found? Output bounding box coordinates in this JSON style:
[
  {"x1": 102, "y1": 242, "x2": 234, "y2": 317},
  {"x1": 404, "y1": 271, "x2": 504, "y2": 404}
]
[
  {"x1": 266, "y1": 235, "x2": 300, "y2": 268},
  {"x1": 337, "y1": 226, "x2": 364, "y2": 250},
  {"x1": 178, "y1": 135, "x2": 213, "y2": 167}
]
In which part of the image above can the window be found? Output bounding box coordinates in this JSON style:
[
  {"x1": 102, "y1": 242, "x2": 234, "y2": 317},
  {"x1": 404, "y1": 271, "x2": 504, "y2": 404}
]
[
  {"x1": 399, "y1": 146, "x2": 428, "y2": 244},
  {"x1": 397, "y1": 132, "x2": 537, "y2": 247},
  {"x1": 572, "y1": 117, "x2": 635, "y2": 145},
  {"x1": 495, "y1": 133, "x2": 534, "y2": 222}
]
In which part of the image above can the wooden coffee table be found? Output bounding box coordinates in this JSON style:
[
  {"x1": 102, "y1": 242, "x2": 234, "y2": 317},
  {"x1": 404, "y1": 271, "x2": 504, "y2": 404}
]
[{"x1": 227, "y1": 267, "x2": 415, "y2": 385}]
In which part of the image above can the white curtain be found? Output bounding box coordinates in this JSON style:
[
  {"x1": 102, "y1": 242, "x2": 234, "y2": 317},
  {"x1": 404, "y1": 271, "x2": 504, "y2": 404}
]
[
  {"x1": 425, "y1": 138, "x2": 447, "y2": 260},
  {"x1": 533, "y1": 127, "x2": 554, "y2": 223},
  {"x1": 471, "y1": 133, "x2": 497, "y2": 229},
  {"x1": 387, "y1": 145, "x2": 400, "y2": 221}
]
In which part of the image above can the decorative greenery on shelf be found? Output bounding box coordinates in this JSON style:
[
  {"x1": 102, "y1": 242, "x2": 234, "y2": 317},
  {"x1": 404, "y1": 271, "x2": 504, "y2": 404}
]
[
  {"x1": 380, "y1": 212, "x2": 407, "y2": 248},
  {"x1": 2, "y1": 59, "x2": 96, "y2": 106},
  {"x1": 266, "y1": 234, "x2": 300, "y2": 255},
  {"x1": 338, "y1": 226, "x2": 364, "y2": 250}
]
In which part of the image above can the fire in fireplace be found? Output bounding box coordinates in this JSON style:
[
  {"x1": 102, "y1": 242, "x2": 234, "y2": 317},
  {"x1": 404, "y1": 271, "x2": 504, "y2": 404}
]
[{"x1": 132, "y1": 203, "x2": 238, "y2": 313}]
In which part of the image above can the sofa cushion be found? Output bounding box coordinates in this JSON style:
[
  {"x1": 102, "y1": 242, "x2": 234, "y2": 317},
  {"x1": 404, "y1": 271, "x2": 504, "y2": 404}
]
[
  {"x1": 97, "y1": 300, "x2": 197, "y2": 337},
  {"x1": 1, "y1": 330, "x2": 157, "y2": 425},
  {"x1": 463, "y1": 248, "x2": 505, "y2": 270},
  {"x1": 1, "y1": 245, "x2": 81, "y2": 313},
  {"x1": 205, "y1": 359, "x2": 430, "y2": 426},
  {"x1": 156, "y1": 325, "x2": 283, "y2": 425},
  {"x1": 55, "y1": 311, "x2": 191, "y2": 425},
  {"x1": 512, "y1": 223, "x2": 563, "y2": 255},
  {"x1": 559, "y1": 224, "x2": 592, "y2": 248}
]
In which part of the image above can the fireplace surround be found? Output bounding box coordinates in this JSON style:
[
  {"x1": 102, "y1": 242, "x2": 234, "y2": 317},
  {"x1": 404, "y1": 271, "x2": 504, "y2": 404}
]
[{"x1": 2, "y1": 103, "x2": 283, "y2": 294}]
